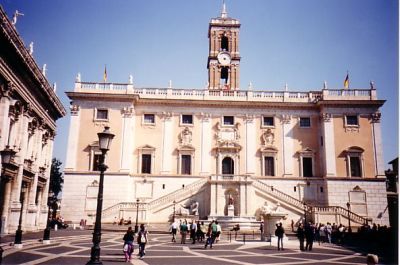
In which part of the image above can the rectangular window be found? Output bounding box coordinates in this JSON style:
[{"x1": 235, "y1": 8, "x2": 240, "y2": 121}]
[
  {"x1": 96, "y1": 109, "x2": 108, "y2": 120},
  {"x1": 141, "y1": 154, "x2": 151, "y2": 174},
  {"x1": 263, "y1": 116, "x2": 274, "y2": 127},
  {"x1": 264, "y1": 156, "x2": 275, "y2": 176},
  {"x1": 223, "y1": 116, "x2": 234, "y2": 126},
  {"x1": 350, "y1": 156, "x2": 361, "y2": 177},
  {"x1": 302, "y1": 157, "x2": 313, "y2": 177},
  {"x1": 346, "y1": 115, "x2": 359, "y2": 126},
  {"x1": 143, "y1": 114, "x2": 155, "y2": 124},
  {"x1": 181, "y1": 155, "x2": 191, "y2": 175},
  {"x1": 182, "y1": 115, "x2": 193, "y2": 125},
  {"x1": 92, "y1": 154, "x2": 102, "y2": 171},
  {"x1": 299, "y1": 117, "x2": 311, "y2": 128}
]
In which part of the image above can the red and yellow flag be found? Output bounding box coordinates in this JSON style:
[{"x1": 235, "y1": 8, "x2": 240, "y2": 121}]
[{"x1": 344, "y1": 72, "x2": 349, "y2": 89}]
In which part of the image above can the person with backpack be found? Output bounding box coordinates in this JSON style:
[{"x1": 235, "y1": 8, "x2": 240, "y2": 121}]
[
  {"x1": 137, "y1": 224, "x2": 148, "y2": 259},
  {"x1": 122, "y1": 226, "x2": 134, "y2": 262},
  {"x1": 180, "y1": 220, "x2": 188, "y2": 244},
  {"x1": 204, "y1": 220, "x2": 217, "y2": 249}
]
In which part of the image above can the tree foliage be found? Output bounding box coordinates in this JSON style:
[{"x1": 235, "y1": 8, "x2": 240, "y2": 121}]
[{"x1": 49, "y1": 158, "x2": 63, "y2": 202}]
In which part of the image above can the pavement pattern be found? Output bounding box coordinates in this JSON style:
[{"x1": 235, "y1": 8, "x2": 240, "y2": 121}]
[{"x1": 1, "y1": 229, "x2": 378, "y2": 265}]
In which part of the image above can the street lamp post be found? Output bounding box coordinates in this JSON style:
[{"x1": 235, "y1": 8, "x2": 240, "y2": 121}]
[
  {"x1": 0, "y1": 146, "x2": 17, "y2": 262},
  {"x1": 346, "y1": 202, "x2": 352, "y2": 233},
  {"x1": 303, "y1": 202, "x2": 307, "y2": 223},
  {"x1": 172, "y1": 200, "x2": 176, "y2": 223},
  {"x1": 135, "y1": 199, "x2": 140, "y2": 233},
  {"x1": 87, "y1": 126, "x2": 114, "y2": 265},
  {"x1": 42, "y1": 200, "x2": 52, "y2": 243}
]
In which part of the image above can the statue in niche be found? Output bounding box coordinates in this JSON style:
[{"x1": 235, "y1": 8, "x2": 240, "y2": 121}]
[
  {"x1": 179, "y1": 127, "x2": 192, "y2": 146},
  {"x1": 262, "y1": 129, "x2": 275, "y2": 146},
  {"x1": 228, "y1": 194, "x2": 234, "y2": 205}
]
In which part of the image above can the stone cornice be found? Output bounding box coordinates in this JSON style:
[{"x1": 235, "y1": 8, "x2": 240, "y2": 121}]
[{"x1": 0, "y1": 7, "x2": 65, "y2": 118}]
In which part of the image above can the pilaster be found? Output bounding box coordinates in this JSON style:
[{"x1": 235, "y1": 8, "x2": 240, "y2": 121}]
[
  {"x1": 200, "y1": 113, "x2": 212, "y2": 175},
  {"x1": 281, "y1": 114, "x2": 293, "y2": 176},
  {"x1": 120, "y1": 107, "x2": 135, "y2": 172},
  {"x1": 371, "y1": 112, "x2": 385, "y2": 177},
  {"x1": 321, "y1": 113, "x2": 337, "y2": 176},
  {"x1": 245, "y1": 115, "x2": 256, "y2": 174},
  {"x1": 0, "y1": 94, "x2": 11, "y2": 149},
  {"x1": 160, "y1": 112, "x2": 173, "y2": 174},
  {"x1": 65, "y1": 104, "x2": 80, "y2": 170}
]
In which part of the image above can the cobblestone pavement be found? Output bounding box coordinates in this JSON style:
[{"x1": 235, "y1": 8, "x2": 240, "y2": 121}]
[{"x1": 0, "y1": 228, "x2": 388, "y2": 265}]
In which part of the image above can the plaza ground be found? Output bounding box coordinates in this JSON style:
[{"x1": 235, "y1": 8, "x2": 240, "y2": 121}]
[{"x1": 0, "y1": 225, "x2": 397, "y2": 265}]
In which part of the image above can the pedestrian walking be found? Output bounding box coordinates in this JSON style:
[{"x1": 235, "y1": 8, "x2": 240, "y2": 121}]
[
  {"x1": 260, "y1": 221, "x2": 265, "y2": 241},
  {"x1": 137, "y1": 224, "x2": 148, "y2": 259},
  {"x1": 180, "y1": 220, "x2": 188, "y2": 244},
  {"x1": 326, "y1": 222, "x2": 332, "y2": 243},
  {"x1": 297, "y1": 223, "x2": 305, "y2": 251},
  {"x1": 275, "y1": 222, "x2": 285, "y2": 250},
  {"x1": 170, "y1": 220, "x2": 178, "y2": 242},
  {"x1": 205, "y1": 220, "x2": 217, "y2": 249},
  {"x1": 215, "y1": 221, "x2": 222, "y2": 242},
  {"x1": 305, "y1": 222, "x2": 315, "y2": 251},
  {"x1": 190, "y1": 220, "x2": 197, "y2": 244},
  {"x1": 122, "y1": 226, "x2": 134, "y2": 262}
]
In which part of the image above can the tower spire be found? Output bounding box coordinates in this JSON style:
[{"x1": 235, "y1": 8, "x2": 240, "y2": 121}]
[{"x1": 221, "y1": 0, "x2": 228, "y2": 18}]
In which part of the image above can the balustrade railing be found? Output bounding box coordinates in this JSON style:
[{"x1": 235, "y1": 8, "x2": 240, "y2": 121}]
[{"x1": 75, "y1": 82, "x2": 375, "y2": 101}]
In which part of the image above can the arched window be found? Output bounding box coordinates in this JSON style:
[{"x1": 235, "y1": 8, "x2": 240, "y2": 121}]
[
  {"x1": 220, "y1": 66, "x2": 229, "y2": 85},
  {"x1": 222, "y1": 157, "x2": 234, "y2": 175},
  {"x1": 345, "y1": 147, "x2": 364, "y2": 177},
  {"x1": 221, "y1": 35, "x2": 229, "y2": 51}
]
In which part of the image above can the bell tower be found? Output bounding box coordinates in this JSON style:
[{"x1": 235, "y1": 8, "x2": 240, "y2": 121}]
[{"x1": 207, "y1": 1, "x2": 241, "y2": 90}]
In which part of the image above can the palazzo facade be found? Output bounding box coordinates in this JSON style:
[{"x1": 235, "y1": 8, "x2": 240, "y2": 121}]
[
  {"x1": 0, "y1": 7, "x2": 66, "y2": 234},
  {"x1": 61, "y1": 5, "x2": 389, "y2": 228}
]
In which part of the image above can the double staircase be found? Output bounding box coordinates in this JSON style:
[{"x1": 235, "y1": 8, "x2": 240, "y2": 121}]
[
  {"x1": 102, "y1": 175, "x2": 369, "y2": 226},
  {"x1": 251, "y1": 177, "x2": 369, "y2": 226}
]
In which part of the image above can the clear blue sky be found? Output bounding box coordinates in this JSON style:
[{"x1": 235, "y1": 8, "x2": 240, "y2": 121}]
[{"x1": 2, "y1": 0, "x2": 398, "y2": 167}]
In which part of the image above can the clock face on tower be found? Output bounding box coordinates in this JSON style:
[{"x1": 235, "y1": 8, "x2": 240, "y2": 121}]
[{"x1": 217, "y1": 52, "x2": 231, "y2": 66}]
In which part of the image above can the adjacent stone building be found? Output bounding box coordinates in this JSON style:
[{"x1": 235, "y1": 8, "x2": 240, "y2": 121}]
[
  {"x1": 61, "y1": 4, "x2": 389, "y2": 228},
  {"x1": 0, "y1": 7, "x2": 66, "y2": 234}
]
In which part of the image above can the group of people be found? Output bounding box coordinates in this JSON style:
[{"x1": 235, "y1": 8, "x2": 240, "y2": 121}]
[
  {"x1": 296, "y1": 221, "x2": 350, "y2": 251},
  {"x1": 170, "y1": 219, "x2": 222, "y2": 248},
  {"x1": 122, "y1": 224, "x2": 148, "y2": 262}
]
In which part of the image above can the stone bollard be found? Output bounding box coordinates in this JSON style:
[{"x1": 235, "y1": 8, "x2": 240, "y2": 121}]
[
  {"x1": 73, "y1": 224, "x2": 76, "y2": 230},
  {"x1": 54, "y1": 224, "x2": 58, "y2": 231}
]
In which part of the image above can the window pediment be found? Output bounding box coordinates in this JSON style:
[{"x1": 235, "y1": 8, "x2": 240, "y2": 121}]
[
  {"x1": 138, "y1": 145, "x2": 155, "y2": 151},
  {"x1": 347, "y1": 146, "x2": 364, "y2": 153},
  {"x1": 260, "y1": 146, "x2": 278, "y2": 154}
]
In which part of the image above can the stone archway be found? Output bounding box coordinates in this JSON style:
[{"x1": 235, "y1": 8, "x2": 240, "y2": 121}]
[{"x1": 222, "y1": 156, "x2": 234, "y2": 175}]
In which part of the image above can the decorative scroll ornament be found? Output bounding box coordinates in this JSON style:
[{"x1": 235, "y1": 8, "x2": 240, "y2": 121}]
[
  {"x1": 280, "y1": 114, "x2": 291, "y2": 124},
  {"x1": 70, "y1": 104, "x2": 80, "y2": 115},
  {"x1": 370, "y1": 112, "x2": 381, "y2": 123},
  {"x1": 121, "y1": 107, "x2": 134, "y2": 117},
  {"x1": 262, "y1": 128, "x2": 275, "y2": 147},
  {"x1": 179, "y1": 127, "x2": 192, "y2": 146},
  {"x1": 160, "y1": 111, "x2": 172, "y2": 121},
  {"x1": 320, "y1": 113, "x2": 332, "y2": 122}
]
